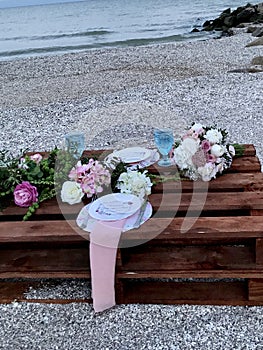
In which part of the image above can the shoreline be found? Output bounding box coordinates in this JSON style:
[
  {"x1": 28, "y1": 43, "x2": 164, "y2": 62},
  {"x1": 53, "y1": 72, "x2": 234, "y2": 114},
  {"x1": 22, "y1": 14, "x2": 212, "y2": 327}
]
[{"x1": 0, "y1": 30, "x2": 262, "y2": 161}]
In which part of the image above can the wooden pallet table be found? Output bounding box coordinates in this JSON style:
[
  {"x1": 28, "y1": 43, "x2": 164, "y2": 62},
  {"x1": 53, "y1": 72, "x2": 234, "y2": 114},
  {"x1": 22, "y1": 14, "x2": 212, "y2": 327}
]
[{"x1": 0, "y1": 144, "x2": 263, "y2": 305}]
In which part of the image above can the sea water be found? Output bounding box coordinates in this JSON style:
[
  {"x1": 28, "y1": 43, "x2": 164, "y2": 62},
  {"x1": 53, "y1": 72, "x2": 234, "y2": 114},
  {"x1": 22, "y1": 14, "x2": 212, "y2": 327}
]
[{"x1": 0, "y1": 0, "x2": 247, "y2": 61}]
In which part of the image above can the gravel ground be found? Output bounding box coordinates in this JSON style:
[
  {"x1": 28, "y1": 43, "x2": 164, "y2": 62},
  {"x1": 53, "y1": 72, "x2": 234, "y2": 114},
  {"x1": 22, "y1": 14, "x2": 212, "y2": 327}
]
[{"x1": 0, "y1": 30, "x2": 263, "y2": 349}]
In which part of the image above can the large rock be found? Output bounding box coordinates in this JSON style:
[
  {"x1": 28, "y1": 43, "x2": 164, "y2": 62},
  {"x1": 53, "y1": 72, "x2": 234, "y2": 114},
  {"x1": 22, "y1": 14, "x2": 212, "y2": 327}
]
[
  {"x1": 236, "y1": 6, "x2": 257, "y2": 22},
  {"x1": 246, "y1": 36, "x2": 263, "y2": 46},
  {"x1": 202, "y1": 2, "x2": 263, "y2": 33},
  {"x1": 251, "y1": 56, "x2": 263, "y2": 64}
]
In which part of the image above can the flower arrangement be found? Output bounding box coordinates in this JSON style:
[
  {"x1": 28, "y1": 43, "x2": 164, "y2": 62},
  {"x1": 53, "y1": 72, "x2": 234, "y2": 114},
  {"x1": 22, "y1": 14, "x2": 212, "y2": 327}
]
[
  {"x1": 0, "y1": 147, "x2": 153, "y2": 220},
  {"x1": 61, "y1": 158, "x2": 111, "y2": 204},
  {"x1": 172, "y1": 123, "x2": 236, "y2": 181}
]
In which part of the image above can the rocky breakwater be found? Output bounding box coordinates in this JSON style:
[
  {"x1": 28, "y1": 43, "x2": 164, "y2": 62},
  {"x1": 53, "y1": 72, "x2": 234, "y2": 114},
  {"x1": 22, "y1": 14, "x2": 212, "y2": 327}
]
[
  {"x1": 200, "y1": 2, "x2": 263, "y2": 73},
  {"x1": 201, "y1": 2, "x2": 263, "y2": 35}
]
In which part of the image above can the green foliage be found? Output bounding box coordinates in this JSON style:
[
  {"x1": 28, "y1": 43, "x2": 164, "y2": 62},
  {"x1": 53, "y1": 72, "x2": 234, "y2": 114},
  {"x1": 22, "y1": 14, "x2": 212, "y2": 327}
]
[
  {"x1": 231, "y1": 144, "x2": 245, "y2": 158},
  {"x1": 110, "y1": 162, "x2": 128, "y2": 192},
  {"x1": 0, "y1": 148, "x2": 73, "y2": 220}
]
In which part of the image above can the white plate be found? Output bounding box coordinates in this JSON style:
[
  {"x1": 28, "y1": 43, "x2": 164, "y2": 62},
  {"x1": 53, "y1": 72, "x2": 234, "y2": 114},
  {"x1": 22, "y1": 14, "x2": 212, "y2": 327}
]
[
  {"x1": 114, "y1": 147, "x2": 151, "y2": 164},
  {"x1": 128, "y1": 149, "x2": 160, "y2": 169},
  {"x1": 76, "y1": 202, "x2": 152, "y2": 232},
  {"x1": 88, "y1": 193, "x2": 142, "y2": 221}
]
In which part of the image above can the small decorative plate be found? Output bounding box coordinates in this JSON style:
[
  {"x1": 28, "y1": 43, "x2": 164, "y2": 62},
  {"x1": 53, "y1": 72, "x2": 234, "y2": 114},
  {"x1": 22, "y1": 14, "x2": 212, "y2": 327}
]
[
  {"x1": 76, "y1": 202, "x2": 152, "y2": 232},
  {"x1": 113, "y1": 147, "x2": 151, "y2": 164},
  {"x1": 88, "y1": 193, "x2": 142, "y2": 221}
]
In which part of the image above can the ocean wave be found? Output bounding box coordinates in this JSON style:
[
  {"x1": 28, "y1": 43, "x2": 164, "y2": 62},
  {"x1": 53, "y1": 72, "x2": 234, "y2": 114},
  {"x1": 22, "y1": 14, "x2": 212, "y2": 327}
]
[
  {"x1": 0, "y1": 32, "x2": 210, "y2": 59},
  {"x1": 0, "y1": 30, "x2": 114, "y2": 42}
]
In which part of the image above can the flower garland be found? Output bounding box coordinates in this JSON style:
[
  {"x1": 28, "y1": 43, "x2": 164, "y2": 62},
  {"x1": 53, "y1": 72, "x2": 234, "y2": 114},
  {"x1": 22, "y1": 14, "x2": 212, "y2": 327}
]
[
  {"x1": 0, "y1": 148, "x2": 153, "y2": 220},
  {"x1": 172, "y1": 123, "x2": 236, "y2": 181}
]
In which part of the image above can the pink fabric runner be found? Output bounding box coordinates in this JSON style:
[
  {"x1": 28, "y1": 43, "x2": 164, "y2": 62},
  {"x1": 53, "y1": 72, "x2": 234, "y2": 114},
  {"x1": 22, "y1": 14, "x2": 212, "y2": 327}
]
[{"x1": 89, "y1": 219, "x2": 126, "y2": 313}]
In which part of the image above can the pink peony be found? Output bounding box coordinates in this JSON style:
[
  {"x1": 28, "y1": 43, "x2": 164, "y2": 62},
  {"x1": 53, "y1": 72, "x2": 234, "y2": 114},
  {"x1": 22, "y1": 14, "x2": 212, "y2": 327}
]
[
  {"x1": 201, "y1": 140, "x2": 211, "y2": 153},
  {"x1": 14, "y1": 181, "x2": 38, "y2": 207}
]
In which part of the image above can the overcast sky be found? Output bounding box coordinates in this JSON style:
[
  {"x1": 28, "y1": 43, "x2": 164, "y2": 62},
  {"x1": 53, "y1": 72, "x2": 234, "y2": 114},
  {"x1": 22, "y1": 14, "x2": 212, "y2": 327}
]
[{"x1": 0, "y1": 0, "x2": 84, "y2": 8}]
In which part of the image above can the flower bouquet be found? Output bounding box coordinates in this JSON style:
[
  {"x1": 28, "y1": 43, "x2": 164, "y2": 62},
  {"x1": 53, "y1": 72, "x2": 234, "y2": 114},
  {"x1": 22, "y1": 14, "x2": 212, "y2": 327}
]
[{"x1": 172, "y1": 123, "x2": 237, "y2": 181}]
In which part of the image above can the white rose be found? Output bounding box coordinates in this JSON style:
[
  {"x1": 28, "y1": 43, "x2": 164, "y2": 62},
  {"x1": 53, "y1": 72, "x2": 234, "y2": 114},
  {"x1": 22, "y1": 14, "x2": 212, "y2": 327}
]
[
  {"x1": 181, "y1": 137, "x2": 199, "y2": 156},
  {"x1": 198, "y1": 163, "x2": 217, "y2": 181},
  {"x1": 210, "y1": 144, "x2": 225, "y2": 157},
  {"x1": 205, "y1": 129, "x2": 223, "y2": 144},
  {"x1": 61, "y1": 181, "x2": 84, "y2": 205}
]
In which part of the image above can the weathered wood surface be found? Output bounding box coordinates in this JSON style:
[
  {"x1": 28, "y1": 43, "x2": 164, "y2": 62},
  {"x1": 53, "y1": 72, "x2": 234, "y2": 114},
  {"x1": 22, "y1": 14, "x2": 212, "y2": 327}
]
[{"x1": 1, "y1": 144, "x2": 263, "y2": 305}]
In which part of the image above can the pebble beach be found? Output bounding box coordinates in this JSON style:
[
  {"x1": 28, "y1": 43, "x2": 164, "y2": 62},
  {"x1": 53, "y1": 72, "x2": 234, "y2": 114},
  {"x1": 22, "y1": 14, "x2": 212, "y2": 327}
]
[{"x1": 0, "y1": 29, "x2": 263, "y2": 349}]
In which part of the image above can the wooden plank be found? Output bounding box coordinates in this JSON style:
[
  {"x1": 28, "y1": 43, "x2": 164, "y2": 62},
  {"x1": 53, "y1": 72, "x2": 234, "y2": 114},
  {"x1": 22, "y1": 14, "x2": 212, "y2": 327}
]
[
  {"x1": 153, "y1": 173, "x2": 263, "y2": 193},
  {"x1": 228, "y1": 156, "x2": 261, "y2": 173},
  {"x1": 248, "y1": 279, "x2": 263, "y2": 301},
  {"x1": 121, "y1": 216, "x2": 263, "y2": 242},
  {"x1": 0, "y1": 220, "x2": 88, "y2": 242},
  {"x1": 82, "y1": 144, "x2": 257, "y2": 158},
  {"x1": 0, "y1": 246, "x2": 90, "y2": 276},
  {"x1": 119, "y1": 245, "x2": 255, "y2": 271},
  {"x1": 256, "y1": 238, "x2": 263, "y2": 266},
  {"x1": 117, "y1": 270, "x2": 263, "y2": 279},
  {"x1": 0, "y1": 216, "x2": 262, "y2": 247},
  {"x1": 1, "y1": 216, "x2": 263, "y2": 244},
  {"x1": 0, "y1": 199, "x2": 84, "y2": 218},
  {"x1": 120, "y1": 280, "x2": 248, "y2": 305},
  {"x1": 149, "y1": 192, "x2": 263, "y2": 213},
  {"x1": 3, "y1": 190, "x2": 263, "y2": 219}
]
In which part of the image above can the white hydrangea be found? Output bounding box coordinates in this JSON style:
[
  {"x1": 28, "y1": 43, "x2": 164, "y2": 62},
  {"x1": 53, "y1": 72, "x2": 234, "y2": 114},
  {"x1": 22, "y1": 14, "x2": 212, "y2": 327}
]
[
  {"x1": 116, "y1": 170, "x2": 152, "y2": 201},
  {"x1": 181, "y1": 137, "x2": 199, "y2": 155},
  {"x1": 173, "y1": 137, "x2": 199, "y2": 170},
  {"x1": 204, "y1": 129, "x2": 223, "y2": 144}
]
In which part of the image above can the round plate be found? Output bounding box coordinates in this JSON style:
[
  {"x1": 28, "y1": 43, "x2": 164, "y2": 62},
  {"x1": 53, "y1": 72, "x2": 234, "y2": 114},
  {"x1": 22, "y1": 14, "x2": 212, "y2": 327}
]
[
  {"x1": 114, "y1": 147, "x2": 151, "y2": 164},
  {"x1": 88, "y1": 193, "x2": 142, "y2": 221},
  {"x1": 76, "y1": 202, "x2": 152, "y2": 232}
]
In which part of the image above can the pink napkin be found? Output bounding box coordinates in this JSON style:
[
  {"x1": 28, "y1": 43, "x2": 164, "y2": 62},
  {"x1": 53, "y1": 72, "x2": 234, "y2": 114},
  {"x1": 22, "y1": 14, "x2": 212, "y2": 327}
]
[{"x1": 89, "y1": 219, "x2": 126, "y2": 313}]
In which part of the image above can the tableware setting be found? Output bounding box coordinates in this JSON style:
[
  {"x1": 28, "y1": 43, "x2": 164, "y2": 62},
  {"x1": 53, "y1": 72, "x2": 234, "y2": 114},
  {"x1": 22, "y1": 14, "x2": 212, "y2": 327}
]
[
  {"x1": 72, "y1": 130, "x2": 176, "y2": 312},
  {"x1": 113, "y1": 147, "x2": 151, "y2": 164},
  {"x1": 105, "y1": 146, "x2": 160, "y2": 169},
  {"x1": 76, "y1": 198, "x2": 152, "y2": 232}
]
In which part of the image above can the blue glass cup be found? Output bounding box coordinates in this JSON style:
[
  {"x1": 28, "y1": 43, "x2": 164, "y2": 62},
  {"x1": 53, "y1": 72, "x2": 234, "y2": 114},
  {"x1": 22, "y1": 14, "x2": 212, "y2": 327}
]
[
  {"x1": 154, "y1": 128, "x2": 174, "y2": 167},
  {"x1": 64, "y1": 132, "x2": 85, "y2": 158}
]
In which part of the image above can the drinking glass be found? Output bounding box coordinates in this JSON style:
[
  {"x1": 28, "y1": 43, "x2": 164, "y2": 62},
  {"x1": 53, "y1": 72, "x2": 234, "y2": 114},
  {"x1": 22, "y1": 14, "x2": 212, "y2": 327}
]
[
  {"x1": 154, "y1": 128, "x2": 174, "y2": 167},
  {"x1": 64, "y1": 132, "x2": 85, "y2": 158}
]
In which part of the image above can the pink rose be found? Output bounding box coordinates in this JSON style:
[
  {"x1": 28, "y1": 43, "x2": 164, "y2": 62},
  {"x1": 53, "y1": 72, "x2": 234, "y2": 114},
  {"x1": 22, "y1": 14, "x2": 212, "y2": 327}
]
[
  {"x1": 30, "y1": 153, "x2": 43, "y2": 164},
  {"x1": 207, "y1": 154, "x2": 216, "y2": 163},
  {"x1": 14, "y1": 181, "x2": 38, "y2": 207},
  {"x1": 201, "y1": 140, "x2": 211, "y2": 153}
]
